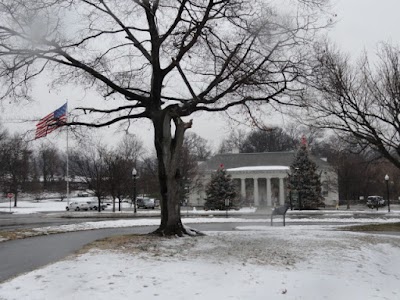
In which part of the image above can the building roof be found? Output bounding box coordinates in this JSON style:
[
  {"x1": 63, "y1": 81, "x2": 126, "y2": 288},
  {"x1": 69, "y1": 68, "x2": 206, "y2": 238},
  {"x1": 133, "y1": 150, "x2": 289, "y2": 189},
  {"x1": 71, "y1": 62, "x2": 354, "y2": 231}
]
[
  {"x1": 227, "y1": 166, "x2": 290, "y2": 172},
  {"x1": 202, "y1": 151, "x2": 330, "y2": 171}
]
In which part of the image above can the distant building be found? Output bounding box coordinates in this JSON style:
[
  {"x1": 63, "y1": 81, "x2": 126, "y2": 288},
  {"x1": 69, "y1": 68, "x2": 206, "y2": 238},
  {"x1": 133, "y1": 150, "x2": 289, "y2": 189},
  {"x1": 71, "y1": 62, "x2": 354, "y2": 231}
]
[{"x1": 188, "y1": 151, "x2": 338, "y2": 208}]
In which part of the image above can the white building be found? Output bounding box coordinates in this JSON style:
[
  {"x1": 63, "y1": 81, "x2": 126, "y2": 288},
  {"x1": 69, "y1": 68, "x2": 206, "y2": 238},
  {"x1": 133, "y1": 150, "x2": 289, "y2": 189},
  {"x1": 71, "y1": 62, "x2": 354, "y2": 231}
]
[{"x1": 188, "y1": 152, "x2": 339, "y2": 208}]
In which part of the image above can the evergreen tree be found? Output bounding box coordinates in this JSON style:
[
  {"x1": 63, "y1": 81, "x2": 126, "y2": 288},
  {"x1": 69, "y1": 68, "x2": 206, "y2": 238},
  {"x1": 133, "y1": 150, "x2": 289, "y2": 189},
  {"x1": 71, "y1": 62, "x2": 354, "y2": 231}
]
[
  {"x1": 288, "y1": 142, "x2": 324, "y2": 209},
  {"x1": 205, "y1": 165, "x2": 238, "y2": 210}
]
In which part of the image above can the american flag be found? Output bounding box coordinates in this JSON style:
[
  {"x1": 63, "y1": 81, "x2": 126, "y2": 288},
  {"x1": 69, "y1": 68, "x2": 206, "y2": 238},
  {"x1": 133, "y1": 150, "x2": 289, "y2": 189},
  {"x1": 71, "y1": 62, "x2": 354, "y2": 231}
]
[{"x1": 35, "y1": 103, "x2": 68, "y2": 139}]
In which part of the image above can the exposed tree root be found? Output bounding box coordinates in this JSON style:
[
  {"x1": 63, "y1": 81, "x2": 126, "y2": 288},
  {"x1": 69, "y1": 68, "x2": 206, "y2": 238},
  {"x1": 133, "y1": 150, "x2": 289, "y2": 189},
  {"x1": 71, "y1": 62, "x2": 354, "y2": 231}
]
[{"x1": 151, "y1": 225, "x2": 205, "y2": 237}]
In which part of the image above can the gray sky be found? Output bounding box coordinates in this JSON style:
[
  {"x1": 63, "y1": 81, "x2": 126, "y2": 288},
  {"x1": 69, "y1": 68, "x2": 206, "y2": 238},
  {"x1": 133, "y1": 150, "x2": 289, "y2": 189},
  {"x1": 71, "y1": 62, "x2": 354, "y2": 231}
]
[
  {"x1": 1, "y1": 0, "x2": 400, "y2": 153},
  {"x1": 329, "y1": 0, "x2": 400, "y2": 57}
]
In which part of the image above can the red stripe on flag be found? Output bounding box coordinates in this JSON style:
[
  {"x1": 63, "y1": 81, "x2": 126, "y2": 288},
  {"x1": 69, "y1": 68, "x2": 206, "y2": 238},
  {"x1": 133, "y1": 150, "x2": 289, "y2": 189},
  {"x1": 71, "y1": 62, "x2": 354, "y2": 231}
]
[{"x1": 35, "y1": 108, "x2": 67, "y2": 139}]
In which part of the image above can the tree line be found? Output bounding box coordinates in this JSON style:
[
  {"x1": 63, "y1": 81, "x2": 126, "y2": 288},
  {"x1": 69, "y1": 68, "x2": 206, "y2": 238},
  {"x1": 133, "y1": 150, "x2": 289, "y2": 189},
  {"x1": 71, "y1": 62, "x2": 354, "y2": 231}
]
[
  {"x1": 0, "y1": 127, "x2": 211, "y2": 210},
  {"x1": 2, "y1": 121, "x2": 397, "y2": 209}
]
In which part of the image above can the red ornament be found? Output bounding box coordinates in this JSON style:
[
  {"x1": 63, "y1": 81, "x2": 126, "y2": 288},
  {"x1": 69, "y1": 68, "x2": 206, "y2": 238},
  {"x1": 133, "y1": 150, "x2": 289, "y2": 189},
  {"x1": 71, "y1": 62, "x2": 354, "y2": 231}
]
[{"x1": 301, "y1": 135, "x2": 307, "y2": 146}]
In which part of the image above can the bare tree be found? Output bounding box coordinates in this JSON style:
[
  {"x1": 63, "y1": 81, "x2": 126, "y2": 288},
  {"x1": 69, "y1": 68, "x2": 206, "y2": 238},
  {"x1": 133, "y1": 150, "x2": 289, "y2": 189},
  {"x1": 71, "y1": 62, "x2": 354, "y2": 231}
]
[
  {"x1": 218, "y1": 129, "x2": 247, "y2": 154},
  {"x1": 183, "y1": 133, "x2": 211, "y2": 162},
  {"x1": 70, "y1": 144, "x2": 109, "y2": 212},
  {"x1": 240, "y1": 127, "x2": 297, "y2": 153},
  {"x1": 36, "y1": 144, "x2": 63, "y2": 191},
  {"x1": 0, "y1": 0, "x2": 329, "y2": 236},
  {"x1": 0, "y1": 134, "x2": 32, "y2": 206},
  {"x1": 179, "y1": 132, "x2": 212, "y2": 204},
  {"x1": 307, "y1": 42, "x2": 400, "y2": 171},
  {"x1": 138, "y1": 155, "x2": 160, "y2": 199},
  {"x1": 106, "y1": 135, "x2": 143, "y2": 212},
  {"x1": 285, "y1": 123, "x2": 325, "y2": 150},
  {"x1": 105, "y1": 152, "x2": 131, "y2": 212},
  {"x1": 116, "y1": 134, "x2": 144, "y2": 163}
]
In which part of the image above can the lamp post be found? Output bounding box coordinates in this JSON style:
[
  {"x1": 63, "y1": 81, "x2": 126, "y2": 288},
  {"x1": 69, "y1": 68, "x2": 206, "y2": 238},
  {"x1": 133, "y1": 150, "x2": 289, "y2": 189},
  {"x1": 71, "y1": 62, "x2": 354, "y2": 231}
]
[
  {"x1": 385, "y1": 174, "x2": 390, "y2": 213},
  {"x1": 132, "y1": 168, "x2": 137, "y2": 214}
]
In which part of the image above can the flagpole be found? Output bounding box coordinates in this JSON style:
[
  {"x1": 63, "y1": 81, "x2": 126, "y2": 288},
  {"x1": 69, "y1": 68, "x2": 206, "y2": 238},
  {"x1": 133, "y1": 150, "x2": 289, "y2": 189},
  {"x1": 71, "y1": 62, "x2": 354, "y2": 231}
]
[{"x1": 66, "y1": 102, "x2": 70, "y2": 205}]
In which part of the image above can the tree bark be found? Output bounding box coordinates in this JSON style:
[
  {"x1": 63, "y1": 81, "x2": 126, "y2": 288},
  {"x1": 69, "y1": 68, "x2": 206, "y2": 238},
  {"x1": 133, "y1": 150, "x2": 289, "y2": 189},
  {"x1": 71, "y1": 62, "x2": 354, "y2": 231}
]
[{"x1": 151, "y1": 109, "x2": 196, "y2": 236}]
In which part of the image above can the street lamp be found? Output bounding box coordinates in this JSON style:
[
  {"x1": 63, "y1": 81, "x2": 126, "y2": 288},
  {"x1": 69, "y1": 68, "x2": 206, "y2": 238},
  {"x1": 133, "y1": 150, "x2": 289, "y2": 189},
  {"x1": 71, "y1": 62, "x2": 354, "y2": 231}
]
[
  {"x1": 385, "y1": 174, "x2": 390, "y2": 213},
  {"x1": 132, "y1": 168, "x2": 137, "y2": 214}
]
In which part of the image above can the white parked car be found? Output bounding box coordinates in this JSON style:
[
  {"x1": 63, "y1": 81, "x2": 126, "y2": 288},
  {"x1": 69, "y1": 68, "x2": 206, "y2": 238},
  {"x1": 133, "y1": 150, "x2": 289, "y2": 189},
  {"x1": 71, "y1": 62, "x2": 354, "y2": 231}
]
[
  {"x1": 66, "y1": 201, "x2": 89, "y2": 211},
  {"x1": 366, "y1": 196, "x2": 386, "y2": 208},
  {"x1": 77, "y1": 191, "x2": 90, "y2": 197},
  {"x1": 86, "y1": 200, "x2": 107, "y2": 211},
  {"x1": 137, "y1": 197, "x2": 156, "y2": 209}
]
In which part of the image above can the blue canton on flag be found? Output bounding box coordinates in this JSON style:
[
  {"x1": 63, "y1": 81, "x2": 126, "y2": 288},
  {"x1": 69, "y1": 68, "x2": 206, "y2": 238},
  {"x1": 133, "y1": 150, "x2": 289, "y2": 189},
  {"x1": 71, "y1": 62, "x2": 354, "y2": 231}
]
[{"x1": 35, "y1": 103, "x2": 68, "y2": 139}]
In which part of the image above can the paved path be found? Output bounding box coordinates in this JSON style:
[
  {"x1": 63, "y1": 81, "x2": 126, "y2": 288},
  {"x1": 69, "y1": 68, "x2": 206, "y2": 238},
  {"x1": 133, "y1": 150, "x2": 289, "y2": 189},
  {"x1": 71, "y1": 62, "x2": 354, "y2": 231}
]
[
  {"x1": 0, "y1": 222, "x2": 250, "y2": 283},
  {"x1": 0, "y1": 227, "x2": 154, "y2": 283}
]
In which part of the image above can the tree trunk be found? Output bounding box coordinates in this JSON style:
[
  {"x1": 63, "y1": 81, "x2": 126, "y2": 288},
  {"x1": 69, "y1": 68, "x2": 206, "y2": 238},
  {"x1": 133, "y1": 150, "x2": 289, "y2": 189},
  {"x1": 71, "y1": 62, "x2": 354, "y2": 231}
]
[
  {"x1": 151, "y1": 109, "x2": 197, "y2": 236},
  {"x1": 97, "y1": 196, "x2": 101, "y2": 212}
]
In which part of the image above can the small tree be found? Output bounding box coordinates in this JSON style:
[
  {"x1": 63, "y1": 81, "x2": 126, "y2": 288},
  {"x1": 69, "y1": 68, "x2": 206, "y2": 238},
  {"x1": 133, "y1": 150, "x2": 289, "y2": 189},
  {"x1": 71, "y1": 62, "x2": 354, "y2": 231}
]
[
  {"x1": 205, "y1": 165, "x2": 238, "y2": 210},
  {"x1": 288, "y1": 142, "x2": 324, "y2": 209}
]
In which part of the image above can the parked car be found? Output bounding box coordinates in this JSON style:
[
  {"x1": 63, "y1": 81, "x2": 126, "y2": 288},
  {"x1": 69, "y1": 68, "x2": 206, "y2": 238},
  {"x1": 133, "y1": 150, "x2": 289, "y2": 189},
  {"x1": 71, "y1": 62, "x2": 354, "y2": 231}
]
[
  {"x1": 366, "y1": 196, "x2": 386, "y2": 208},
  {"x1": 86, "y1": 200, "x2": 107, "y2": 210},
  {"x1": 77, "y1": 191, "x2": 90, "y2": 197},
  {"x1": 66, "y1": 201, "x2": 89, "y2": 211},
  {"x1": 137, "y1": 197, "x2": 155, "y2": 209}
]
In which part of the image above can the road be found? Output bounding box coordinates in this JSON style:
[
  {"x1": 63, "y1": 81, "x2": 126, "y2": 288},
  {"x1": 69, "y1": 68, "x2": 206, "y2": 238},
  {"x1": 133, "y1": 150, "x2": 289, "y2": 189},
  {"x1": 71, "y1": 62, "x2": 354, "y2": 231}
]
[{"x1": 2, "y1": 207, "x2": 398, "y2": 231}]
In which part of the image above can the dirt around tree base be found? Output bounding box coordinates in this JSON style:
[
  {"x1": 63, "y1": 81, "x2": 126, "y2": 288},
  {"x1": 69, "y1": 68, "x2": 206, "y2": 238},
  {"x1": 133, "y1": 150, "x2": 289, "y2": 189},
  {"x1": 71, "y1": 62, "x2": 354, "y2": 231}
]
[{"x1": 152, "y1": 224, "x2": 205, "y2": 237}]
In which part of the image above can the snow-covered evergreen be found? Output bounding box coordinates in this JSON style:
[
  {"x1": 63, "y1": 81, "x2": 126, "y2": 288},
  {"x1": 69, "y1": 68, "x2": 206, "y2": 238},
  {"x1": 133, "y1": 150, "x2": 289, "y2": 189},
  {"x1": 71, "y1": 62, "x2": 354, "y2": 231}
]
[
  {"x1": 289, "y1": 143, "x2": 324, "y2": 209},
  {"x1": 205, "y1": 165, "x2": 238, "y2": 210}
]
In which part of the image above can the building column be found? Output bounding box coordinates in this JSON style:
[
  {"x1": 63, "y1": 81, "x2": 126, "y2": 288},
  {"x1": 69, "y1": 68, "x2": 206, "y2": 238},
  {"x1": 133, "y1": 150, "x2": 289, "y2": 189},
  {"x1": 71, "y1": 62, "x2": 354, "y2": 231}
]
[
  {"x1": 266, "y1": 177, "x2": 271, "y2": 206},
  {"x1": 240, "y1": 178, "x2": 246, "y2": 202},
  {"x1": 253, "y1": 177, "x2": 259, "y2": 206},
  {"x1": 279, "y1": 177, "x2": 285, "y2": 205}
]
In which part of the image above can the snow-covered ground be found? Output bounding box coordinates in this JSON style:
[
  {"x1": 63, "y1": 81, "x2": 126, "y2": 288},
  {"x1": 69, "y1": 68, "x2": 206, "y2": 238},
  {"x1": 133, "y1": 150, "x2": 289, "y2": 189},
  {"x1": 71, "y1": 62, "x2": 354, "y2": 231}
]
[
  {"x1": 0, "y1": 197, "x2": 111, "y2": 214},
  {"x1": 0, "y1": 225, "x2": 399, "y2": 299},
  {"x1": 1, "y1": 198, "x2": 400, "y2": 299}
]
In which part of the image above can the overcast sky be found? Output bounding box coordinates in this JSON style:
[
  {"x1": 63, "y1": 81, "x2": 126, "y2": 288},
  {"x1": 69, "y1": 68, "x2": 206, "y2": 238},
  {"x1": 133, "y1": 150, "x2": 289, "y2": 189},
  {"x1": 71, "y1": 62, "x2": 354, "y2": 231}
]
[
  {"x1": 1, "y1": 0, "x2": 400, "y2": 153},
  {"x1": 329, "y1": 0, "x2": 399, "y2": 56}
]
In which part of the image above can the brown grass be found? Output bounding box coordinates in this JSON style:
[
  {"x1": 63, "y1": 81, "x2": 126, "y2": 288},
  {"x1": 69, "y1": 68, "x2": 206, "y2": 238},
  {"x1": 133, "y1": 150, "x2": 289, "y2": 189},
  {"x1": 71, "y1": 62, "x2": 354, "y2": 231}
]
[
  {"x1": 342, "y1": 222, "x2": 400, "y2": 232},
  {"x1": 77, "y1": 233, "x2": 179, "y2": 255}
]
